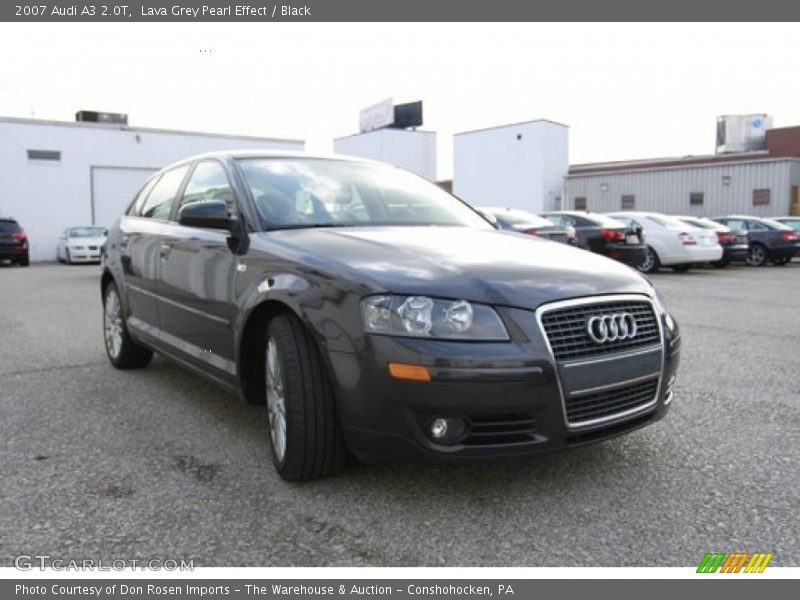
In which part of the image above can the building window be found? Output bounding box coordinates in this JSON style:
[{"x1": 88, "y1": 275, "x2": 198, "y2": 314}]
[
  {"x1": 27, "y1": 149, "x2": 61, "y2": 161},
  {"x1": 753, "y1": 189, "x2": 771, "y2": 206},
  {"x1": 574, "y1": 197, "x2": 587, "y2": 211},
  {"x1": 621, "y1": 194, "x2": 635, "y2": 210},
  {"x1": 690, "y1": 192, "x2": 704, "y2": 206}
]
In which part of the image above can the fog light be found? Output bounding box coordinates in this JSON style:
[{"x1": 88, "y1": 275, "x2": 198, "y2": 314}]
[
  {"x1": 427, "y1": 417, "x2": 468, "y2": 445},
  {"x1": 430, "y1": 418, "x2": 448, "y2": 439}
]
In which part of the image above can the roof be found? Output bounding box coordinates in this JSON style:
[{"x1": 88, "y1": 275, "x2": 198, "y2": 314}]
[
  {"x1": 569, "y1": 151, "x2": 799, "y2": 176},
  {"x1": 455, "y1": 119, "x2": 569, "y2": 136},
  {"x1": 0, "y1": 115, "x2": 304, "y2": 145},
  {"x1": 150, "y1": 149, "x2": 387, "y2": 175}
]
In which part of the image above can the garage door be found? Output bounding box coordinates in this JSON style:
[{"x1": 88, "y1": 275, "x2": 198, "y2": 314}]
[{"x1": 91, "y1": 167, "x2": 158, "y2": 227}]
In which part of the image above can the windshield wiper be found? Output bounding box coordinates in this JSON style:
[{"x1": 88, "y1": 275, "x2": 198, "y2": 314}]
[{"x1": 265, "y1": 223, "x2": 365, "y2": 231}]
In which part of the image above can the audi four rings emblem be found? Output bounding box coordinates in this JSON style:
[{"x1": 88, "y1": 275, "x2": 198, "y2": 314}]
[{"x1": 586, "y1": 313, "x2": 638, "y2": 343}]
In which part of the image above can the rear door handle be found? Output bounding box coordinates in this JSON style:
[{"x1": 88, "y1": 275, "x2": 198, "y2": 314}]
[{"x1": 159, "y1": 243, "x2": 172, "y2": 259}]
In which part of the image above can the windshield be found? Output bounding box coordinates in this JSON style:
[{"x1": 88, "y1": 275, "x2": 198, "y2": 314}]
[
  {"x1": 580, "y1": 213, "x2": 628, "y2": 228},
  {"x1": 70, "y1": 227, "x2": 107, "y2": 238},
  {"x1": 237, "y1": 158, "x2": 492, "y2": 231},
  {"x1": 482, "y1": 208, "x2": 552, "y2": 229},
  {"x1": 645, "y1": 214, "x2": 696, "y2": 229}
]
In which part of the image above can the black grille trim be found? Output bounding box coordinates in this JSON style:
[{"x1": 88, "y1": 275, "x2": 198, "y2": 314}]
[
  {"x1": 463, "y1": 414, "x2": 538, "y2": 446},
  {"x1": 567, "y1": 378, "x2": 659, "y2": 425},
  {"x1": 541, "y1": 300, "x2": 660, "y2": 361}
]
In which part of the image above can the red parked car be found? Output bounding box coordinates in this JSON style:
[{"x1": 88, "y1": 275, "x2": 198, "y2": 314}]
[{"x1": 0, "y1": 218, "x2": 29, "y2": 266}]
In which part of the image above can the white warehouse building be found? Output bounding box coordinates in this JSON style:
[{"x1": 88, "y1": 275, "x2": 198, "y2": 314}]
[
  {"x1": 333, "y1": 128, "x2": 437, "y2": 180},
  {"x1": 0, "y1": 115, "x2": 304, "y2": 261},
  {"x1": 453, "y1": 120, "x2": 569, "y2": 213},
  {"x1": 566, "y1": 122, "x2": 800, "y2": 217}
]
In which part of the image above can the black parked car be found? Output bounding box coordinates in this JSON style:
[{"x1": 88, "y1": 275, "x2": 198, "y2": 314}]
[
  {"x1": 540, "y1": 211, "x2": 646, "y2": 267},
  {"x1": 0, "y1": 218, "x2": 29, "y2": 266},
  {"x1": 773, "y1": 216, "x2": 800, "y2": 232},
  {"x1": 713, "y1": 215, "x2": 799, "y2": 266},
  {"x1": 478, "y1": 207, "x2": 577, "y2": 244},
  {"x1": 674, "y1": 216, "x2": 749, "y2": 267},
  {"x1": 101, "y1": 152, "x2": 680, "y2": 480}
]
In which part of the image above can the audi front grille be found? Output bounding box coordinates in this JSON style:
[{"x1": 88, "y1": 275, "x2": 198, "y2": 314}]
[{"x1": 540, "y1": 300, "x2": 659, "y2": 361}]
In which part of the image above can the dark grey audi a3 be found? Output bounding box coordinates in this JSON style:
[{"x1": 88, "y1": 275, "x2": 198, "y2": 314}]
[{"x1": 101, "y1": 151, "x2": 681, "y2": 481}]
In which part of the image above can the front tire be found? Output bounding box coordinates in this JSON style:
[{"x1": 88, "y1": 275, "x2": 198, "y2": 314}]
[
  {"x1": 746, "y1": 244, "x2": 768, "y2": 267},
  {"x1": 637, "y1": 246, "x2": 660, "y2": 273},
  {"x1": 65, "y1": 248, "x2": 72, "y2": 265},
  {"x1": 672, "y1": 264, "x2": 691, "y2": 272},
  {"x1": 265, "y1": 314, "x2": 347, "y2": 481},
  {"x1": 712, "y1": 260, "x2": 729, "y2": 268},
  {"x1": 103, "y1": 282, "x2": 152, "y2": 369}
]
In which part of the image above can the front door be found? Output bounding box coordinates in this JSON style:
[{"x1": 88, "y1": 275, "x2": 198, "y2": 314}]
[{"x1": 156, "y1": 160, "x2": 238, "y2": 379}]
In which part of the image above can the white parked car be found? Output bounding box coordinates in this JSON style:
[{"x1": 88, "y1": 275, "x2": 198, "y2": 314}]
[
  {"x1": 606, "y1": 211, "x2": 722, "y2": 273},
  {"x1": 57, "y1": 226, "x2": 108, "y2": 264}
]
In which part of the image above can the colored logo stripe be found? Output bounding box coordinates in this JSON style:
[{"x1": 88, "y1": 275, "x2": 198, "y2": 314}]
[{"x1": 697, "y1": 552, "x2": 773, "y2": 573}]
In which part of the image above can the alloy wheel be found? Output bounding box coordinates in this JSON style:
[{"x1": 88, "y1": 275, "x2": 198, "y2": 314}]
[
  {"x1": 103, "y1": 288, "x2": 123, "y2": 359},
  {"x1": 746, "y1": 245, "x2": 766, "y2": 267},
  {"x1": 266, "y1": 337, "x2": 287, "y2": 462},
  {"x1": 638, "y1": 247, "x2": 654, "y2": 272}
]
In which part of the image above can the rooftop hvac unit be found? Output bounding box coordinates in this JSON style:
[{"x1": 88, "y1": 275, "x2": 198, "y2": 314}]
[
  {"x1": 75, "y1": 110, "x2": 128, "y2": 125},
  {"x1": 716, "y1": 114, "x2": 771, "y2": 154}
]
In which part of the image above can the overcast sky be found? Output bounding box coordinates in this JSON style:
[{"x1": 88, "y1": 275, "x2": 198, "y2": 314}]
[{"x1": 1, "y1": 22, "x2": 799, "y2": 179}]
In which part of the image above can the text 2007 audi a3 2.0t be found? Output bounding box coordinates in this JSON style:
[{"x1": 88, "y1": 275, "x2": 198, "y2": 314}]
[{"x1": 101, "y1": 151, "x2": 681, "y2": 481}]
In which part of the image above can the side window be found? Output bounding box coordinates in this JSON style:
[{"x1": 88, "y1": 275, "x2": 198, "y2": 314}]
[
  {"x1": 747, "y1": 220, "x2": 767, "y2": 231},
  {"x1": 180, "y1": 161, "x2": 235, "y2": 213},
  {"x1": 139, "y1": 166, "x2": 190, "y2": 220},
  {"x1": 725, "y1": 220, "x2": 744, "y2": 231},
  {"x1": 129, "y1": 176, "x2": 160, "y2": 216}
]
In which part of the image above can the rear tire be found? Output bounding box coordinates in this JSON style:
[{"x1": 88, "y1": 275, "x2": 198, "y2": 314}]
[
  {"x1": 103, "y1": 282, "x2": 153, "y2": 369},
  {"x1": 65, "y1": 248, "x2": 72, "y2": 265},
  {"x1": 264, "y1": 313, "x2": 348, "y2": 481},
  {"x1": 712, "y1": 260, "x2": 729, "y2": 268},
  {"x1": 18, "y1": 255, "x2": 29, "y2": 267},
  {"x1": 746, "y1": 244, "x2": 768, "y2": 267},
  {"x1": 772, "y1": 256, "x2": 790, "y2": 266},
  {"x1": 637, "y1": 246, "x2": 660, "y2": 273}
]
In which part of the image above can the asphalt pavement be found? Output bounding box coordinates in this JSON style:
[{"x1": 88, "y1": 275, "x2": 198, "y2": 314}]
[{"x1": 0, "y1": 261, "x2": 797, "y2": 567}]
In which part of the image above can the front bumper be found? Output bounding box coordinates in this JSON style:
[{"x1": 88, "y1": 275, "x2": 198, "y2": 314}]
[
  {"x1": 329, "y1": 296, "x2": 680, "y2": 463},
  {"x1": 67, "y1": 250, "x2": 102, "y2": 262},
  {"x1": 604, "y1": 244, "x2": 646, "y2": 267},
  {"x1": 722, "y1": 244, "x2": 749, "y2": 262}
]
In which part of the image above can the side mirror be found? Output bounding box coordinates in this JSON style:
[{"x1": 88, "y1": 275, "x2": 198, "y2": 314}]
[{"x1": 178, "y1": 200, "x2": 231, "y2": 230}]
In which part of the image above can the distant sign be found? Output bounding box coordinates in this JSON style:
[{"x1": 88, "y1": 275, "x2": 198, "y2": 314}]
[{"x1": 359, "y1": 98, "x2": 394, "y2": 132}]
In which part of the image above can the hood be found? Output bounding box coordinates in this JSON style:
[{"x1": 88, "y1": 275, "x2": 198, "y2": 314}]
[{"x1": 256, "y1": 226, "x2": 652, "y2": 309}]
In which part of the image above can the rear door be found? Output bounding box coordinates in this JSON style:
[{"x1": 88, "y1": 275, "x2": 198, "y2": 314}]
[
  {"x1": 118, "y1": 165, "x2": 190, "y2": 339},
  {"x1": 155, "y1": 159, "x2": 239, "y2": 378}
]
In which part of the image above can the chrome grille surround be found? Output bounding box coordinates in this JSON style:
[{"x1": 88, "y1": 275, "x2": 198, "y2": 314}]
[{"x1": 536, "y1": 294, "x2": 665, "y2": 429}]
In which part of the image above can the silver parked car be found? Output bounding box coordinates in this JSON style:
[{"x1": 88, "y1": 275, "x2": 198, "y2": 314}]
[{"x1": 57, "y1": 226, "x2": 108, "y2": 264}]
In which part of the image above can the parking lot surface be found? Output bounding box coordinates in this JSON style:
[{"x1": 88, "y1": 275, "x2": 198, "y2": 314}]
[{"x1": 1, "y1": 262, "x2": 798, "y2": 567}]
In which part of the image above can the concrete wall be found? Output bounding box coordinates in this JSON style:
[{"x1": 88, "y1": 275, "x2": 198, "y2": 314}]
[
  {"x1": 453, "y1": 120, "x2": 568, "y2": 213},
  {"x1": 566, "y1": 158, "x2": 800, "y2": 217},
  {"x1": 0, "y1": 118, "x2": 303, "y2": 261},
  {"x1": 333, "y1": 129, "x2": 437, "y2": 180}
]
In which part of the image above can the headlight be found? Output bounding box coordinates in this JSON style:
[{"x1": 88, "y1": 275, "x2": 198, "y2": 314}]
[
  {"x1": 651, "y1": 289, "x2": 677, "y2": 334},
  {"x1": 362, "y1": 295, "x2": 509, "y2": 341}
]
